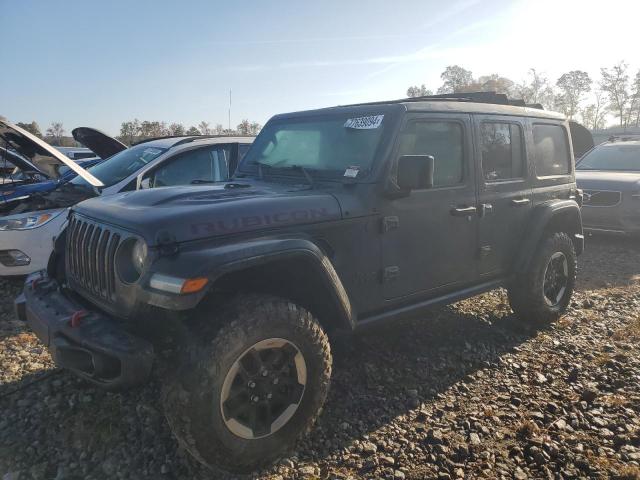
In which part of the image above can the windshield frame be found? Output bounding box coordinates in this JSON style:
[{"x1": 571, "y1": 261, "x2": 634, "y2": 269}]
[
  {"x1": 70, "y1": 143, "x2": 168, "y2": 189},
  {"x1": 237, "y1": 107, "x2": 399, "y2": 182},
  {"x1": 576, "y1": 143, "x2": 640, "y2": 172}
]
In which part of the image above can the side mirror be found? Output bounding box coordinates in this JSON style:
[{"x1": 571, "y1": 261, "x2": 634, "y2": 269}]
[{"x1": 397, "y1": 155, "x2": 435, "y2": 191}]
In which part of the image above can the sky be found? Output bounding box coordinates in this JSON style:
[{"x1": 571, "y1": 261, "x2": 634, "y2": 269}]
[{"x1": 1, "y1": 0, "x2": 639, "y2": 136}]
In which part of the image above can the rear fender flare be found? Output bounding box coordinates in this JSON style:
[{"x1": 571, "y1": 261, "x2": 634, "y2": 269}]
[{"x1": 513, "y1": 200, "x2": 583, "y2": 273}]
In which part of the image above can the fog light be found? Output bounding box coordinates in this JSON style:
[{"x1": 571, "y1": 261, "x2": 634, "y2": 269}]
[{"x1": 0, "y1": 250, "x2": 31, "y2": 267}]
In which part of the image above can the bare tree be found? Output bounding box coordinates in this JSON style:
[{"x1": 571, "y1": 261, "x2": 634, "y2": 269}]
[
  {"x1": 476, "y1": 74, "x2": 514, "y2": 95},
  {"x1": 513, "y1": 69, "x2": 555, "y2": 109},
  {"x1": 236, "y1": 119, "x2": 251, "y2": 135},
  {"x1": 554, "y1": 71, "x2": 592, "y2": 120},
  {"x1": 45, "y1": 122, "x2": 65, "y2": 145},
  {"x1": 0, "y1": 115, "x2": 7, "y2": 122},
  {"x1": 214, "y1": 124, "x2": 225, "y2": 135},
  {"x1": 580, "y1": 90, "x2": 608, "y2": 130},
  {"x1": 629, "y1": 70, "x2": 640, "y2": 127},
  {"x1": 186, "y1": 126, "x2": 200, "y2": 135},
  {"x1": 119, "y1": 119, "x2": 141, "y2": 145},
  {"x1": 167, "y1": 123, "x2": 185, "y2": 136},
  {"x1": 600, "y1": 62, "x2": 630, "y2": 128},
  {"x1": 198, "y1": 121, "x2": 212, "y2": 135},
  {"x1": 437, "y1": 65, "x2": 473, "y2": 94},
  {"x1": 249, "y1": 122, "x2": 262, "y2": 135},
  {"x1": 406, "y1": 85, "x2": 433, "y2": 97},
  {"x1": 16, "y1": 121, "x2": 42, "y2": 138}
]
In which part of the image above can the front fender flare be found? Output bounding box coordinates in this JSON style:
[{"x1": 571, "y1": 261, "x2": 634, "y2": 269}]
[{"x1": 150, "y1": 237, "x2": 355, "y2": 330}]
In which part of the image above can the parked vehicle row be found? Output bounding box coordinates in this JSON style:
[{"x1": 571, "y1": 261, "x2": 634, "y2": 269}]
[
  {"x1": 14, "y1": 93, "x2": 590, "y2": 473},
  {"x1": 576, "y1": 137, "x2": 640, "y2": 235},
  {"x1": 0, "y1": 121, "x2": 254, "y2": 275}
]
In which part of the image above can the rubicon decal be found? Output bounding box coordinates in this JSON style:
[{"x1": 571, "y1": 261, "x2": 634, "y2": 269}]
[{"x1": 190, "y1": 208, "x2": 332, "y2": 235}]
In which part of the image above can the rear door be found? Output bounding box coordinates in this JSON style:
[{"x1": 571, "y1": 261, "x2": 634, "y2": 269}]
[
  {"x1": 381, "y1": 113, "x2": 479, "y2": 299},
  {"x1": 474, "y1": 115, "x2": 532, "y2": 277}
]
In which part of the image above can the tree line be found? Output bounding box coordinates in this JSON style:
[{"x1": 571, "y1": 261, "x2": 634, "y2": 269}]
[
  {"x1": 406, "y1": 61, "x2": 640, "y2": 130},
  {"x1": 0, "y1": 118, "x2": 262, "y2": 147}
]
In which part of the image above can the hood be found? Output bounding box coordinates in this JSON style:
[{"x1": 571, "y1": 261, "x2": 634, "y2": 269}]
[
  {"x1": 569, "y1": 121, "x2": 595, "y2": 159},
  {"x1": 0, "y1": 121, "x2": 104, "y2": 187},
  {"x1": 0, "y1": 146, "x2": 46, "y2": 178},
  {"x1": 72, "y1": 127, "x2": 127, "y2": 159},
  {"x1": 73, "y1": 181, "x2": 342, "y2": 246},
  {"x1": 576, "y1": 170, "x2": 640, "y2": 191}
]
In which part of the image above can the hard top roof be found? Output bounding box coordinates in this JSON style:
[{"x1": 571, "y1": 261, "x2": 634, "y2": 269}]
[{"x1": 272, "y1": 92, "x2": 565, "y2": 121}]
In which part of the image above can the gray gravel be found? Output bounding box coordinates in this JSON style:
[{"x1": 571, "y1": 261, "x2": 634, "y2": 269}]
[{"x1": 1, "y1": 235, "x2": 640, "y2": 479}]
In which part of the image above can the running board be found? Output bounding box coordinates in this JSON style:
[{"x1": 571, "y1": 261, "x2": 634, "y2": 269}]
[{"x1": 356, "y1": 279, "x2": 505, "y2": 330}]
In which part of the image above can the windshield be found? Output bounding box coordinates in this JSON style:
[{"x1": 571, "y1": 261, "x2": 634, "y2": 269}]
[
  {"x1": 577, "y1": 144, "x2": 640, "y2": 171},
  {"x1": 70, "y1": 143, "x2": 166, "y2": 188},
  {"x1": 239, "y1": 114, "x2": 387, "y2": 179}
]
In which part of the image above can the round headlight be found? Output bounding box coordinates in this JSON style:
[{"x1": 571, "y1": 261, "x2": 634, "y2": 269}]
[{"x1": 132, "y1": 240, "x2": 148, "y2": 274}]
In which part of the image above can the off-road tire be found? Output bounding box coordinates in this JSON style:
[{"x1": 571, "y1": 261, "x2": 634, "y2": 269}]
[
  {"x1": 507, "y1": 232, "x2": 577, "y2": 325},
  {"x1": 162, "y1": 294, "x2": 332, "y2": 473}
]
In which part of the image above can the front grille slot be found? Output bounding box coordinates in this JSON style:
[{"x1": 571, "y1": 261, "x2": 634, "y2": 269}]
[
  {"x1": 583, "y1": 190, "x2": 621, "y2": 207},
  {"x1": 67, "y1": 216, "x2": 121, "y2": 301}
]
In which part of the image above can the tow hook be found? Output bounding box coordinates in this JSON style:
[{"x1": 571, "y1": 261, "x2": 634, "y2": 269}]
[{"x1": 69, "y1": 310, "x2": 88, "y2": 328}]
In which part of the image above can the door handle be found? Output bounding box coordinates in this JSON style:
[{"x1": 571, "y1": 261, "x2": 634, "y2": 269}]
[
  {"x1": 511, "y1": 198, "x2": 531, "y2": 206},
  {"x1": 450, "y1": 206, "x2": 477, "y2": 217}
]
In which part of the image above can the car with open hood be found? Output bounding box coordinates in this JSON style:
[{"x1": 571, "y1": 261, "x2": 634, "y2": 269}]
[
  {"x1": 16, "y1": 93, "x2": 587, "y2": 473},
  {"x1": 0, "y1": 120, "x2": 254, "y2": 275},
  {"x1": 0, "y1": 125, "x2": 126, "y2": 209},
  {"x1": 576, "y1": 136, "x2": 640, "y2": 235}
]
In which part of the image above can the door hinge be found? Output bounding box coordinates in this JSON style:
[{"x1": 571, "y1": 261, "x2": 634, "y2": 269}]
[
  {"x1": 381, "y1": 216, "x2": 400, "y2": 233},
  {"x1": 382, "y1": 266, "x2": 400, "y2": 282}
]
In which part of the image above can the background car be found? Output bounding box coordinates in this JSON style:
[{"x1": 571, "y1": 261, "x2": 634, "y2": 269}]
[
  {"x1": 0, "y1": 120, "x2": 254, "y2": 276},
  {"x1": 576, "y1": 137, "x2": 640, "y2": 235}
]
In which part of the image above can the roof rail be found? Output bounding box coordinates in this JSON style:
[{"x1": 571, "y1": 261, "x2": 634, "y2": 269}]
[
  {"x1": 341, "y1": 92, "x2": 544, "y2": 110},
  {"x1": 131, "y1": 134, "x2": 254, "y2": 147}
]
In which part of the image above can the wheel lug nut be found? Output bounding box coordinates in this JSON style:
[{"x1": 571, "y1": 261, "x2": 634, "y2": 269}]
[
  {"x1": 261, "y1": 370, "x2": 268, "y2": 377},
  {"x1": 272, "y1": 378, "x2": 279, "y2": 385},
  {"x1": 251, "y1": 395, "x2": 259, "y2": 403},
  {"x1": 248, "y1": 381, "x2": 256, "y2": 388},
  {"x1": 267, "y1": 393, "x2": 273, "y2": 400}
]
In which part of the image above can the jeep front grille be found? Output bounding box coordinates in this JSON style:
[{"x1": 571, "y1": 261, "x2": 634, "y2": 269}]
[
  {"x1": 582, "y1": 190, "x2": 621, "y2": 207},
  {"x1": 67, "y1": 216, "x2": 121, "y2": 300}
]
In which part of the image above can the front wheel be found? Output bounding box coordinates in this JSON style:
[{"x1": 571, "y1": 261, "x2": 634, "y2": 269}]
[
  {"x1": 507, "y1": 232, "x2": 577, "y2": 325},
  {"x1": 163, "y1": 294, "x2": 332, "y2": 473}
]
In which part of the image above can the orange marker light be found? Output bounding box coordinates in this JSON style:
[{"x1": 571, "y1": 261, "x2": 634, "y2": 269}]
[{"x1": 180, "y1": 277, "x2": 209, "y2": 294}]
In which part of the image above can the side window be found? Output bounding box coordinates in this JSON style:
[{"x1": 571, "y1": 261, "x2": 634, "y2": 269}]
[
  {"x1": 398, "y1": 121, "x2": 464, "y2": 187},
  {"x1": 149, "y1": 145, "x2": 232, "y2": 187},
  {"x1": 533, "y1": 124, "x2": 571, "y2": 176},
  {"x1": 480, "y1": 122, "x2": 524, "y2": 181}
]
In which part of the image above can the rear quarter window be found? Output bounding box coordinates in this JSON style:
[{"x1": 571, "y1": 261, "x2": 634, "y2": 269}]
[{"x1": 532, "y1": 124, "x2": 571, "y2": 177}]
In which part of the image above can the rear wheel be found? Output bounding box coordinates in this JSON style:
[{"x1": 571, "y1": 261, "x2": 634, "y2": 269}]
[
  {"x1": 507, "y1": 232, "x2": 577, "y2": 325},
  {"x1": 163, "y1": 294, "x2": 332, "y2": 473}
]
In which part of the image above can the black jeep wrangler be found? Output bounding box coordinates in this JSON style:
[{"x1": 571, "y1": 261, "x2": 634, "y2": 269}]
[{"x1": 17, "y1": 93, "x2": 585, "y2": 472}]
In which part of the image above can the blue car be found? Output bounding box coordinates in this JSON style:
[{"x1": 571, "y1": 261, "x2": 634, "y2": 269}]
[{"x1": 0, "y1": 127, "x2": 126, "y2": 211}]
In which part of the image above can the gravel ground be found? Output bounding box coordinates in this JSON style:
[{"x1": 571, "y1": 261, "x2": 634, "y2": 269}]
[{"x1": 1, "y1": 235, "x2": 639, "y2": 480}]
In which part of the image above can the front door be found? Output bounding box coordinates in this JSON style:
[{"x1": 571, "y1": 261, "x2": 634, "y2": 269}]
[
  {"x1": 473, "y1": 115, "x2": 532, "y2": 276},
  {"x1": 381, "y1": 113, "x2": 479, "y2": 300}
]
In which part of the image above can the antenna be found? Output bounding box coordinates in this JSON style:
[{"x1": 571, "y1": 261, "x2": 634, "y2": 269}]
[{"x1": 228, "y1": 89, "x2": 232, "y2": 132}]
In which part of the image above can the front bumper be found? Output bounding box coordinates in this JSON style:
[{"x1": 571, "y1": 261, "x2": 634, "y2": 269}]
[
  {"x1": 16, "y1": 272, "x2": 154, "y2": 389},
  {"x1": 581, "y1": 203, "x2": 640, "y2": 235}
]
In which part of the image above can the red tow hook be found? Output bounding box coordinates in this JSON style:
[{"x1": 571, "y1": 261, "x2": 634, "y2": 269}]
[
  {"x1": 30, "y1": 278, "x2": 42, "y2": 290},
  {"x1": 69, "y1": 310, "x2": 88, "y2": 328}
]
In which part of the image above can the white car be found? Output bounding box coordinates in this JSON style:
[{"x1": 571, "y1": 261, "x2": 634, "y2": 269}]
[{"x1": 0, "y1": 121, "x2": 254, "y2": 276}]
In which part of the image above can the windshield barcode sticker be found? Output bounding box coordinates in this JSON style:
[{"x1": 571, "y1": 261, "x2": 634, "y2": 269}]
[
  {"x1": 344, "y1": 166, "x2": 360, "y2": 178},
  {"x1": 344, "y1": 115, "x2": 384, "y2": 129}
]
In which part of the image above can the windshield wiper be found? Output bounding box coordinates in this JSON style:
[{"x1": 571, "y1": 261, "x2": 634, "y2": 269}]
[{"x1": 288, "y1": 165, "x2": 314, "y2": 189}]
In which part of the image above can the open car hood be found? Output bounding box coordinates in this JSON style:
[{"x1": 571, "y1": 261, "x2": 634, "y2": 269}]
[
  {"x1": 0, "y1": 120, "x2": 104, "y2": 187},
  {"x1": 569, "y1": 121, "x2": 595, "y2": 159},
  {"x1": 72, "y1": 127, "x2": 127, "y2": 159}
]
